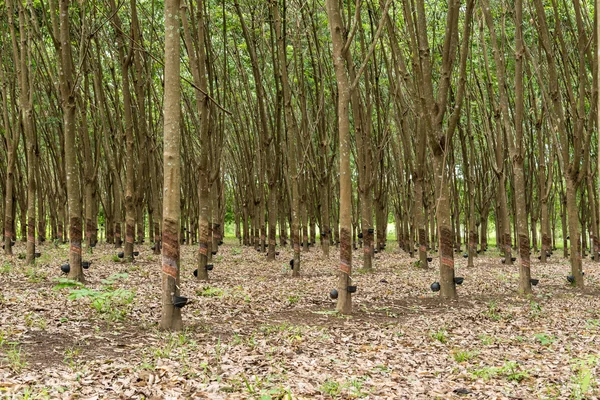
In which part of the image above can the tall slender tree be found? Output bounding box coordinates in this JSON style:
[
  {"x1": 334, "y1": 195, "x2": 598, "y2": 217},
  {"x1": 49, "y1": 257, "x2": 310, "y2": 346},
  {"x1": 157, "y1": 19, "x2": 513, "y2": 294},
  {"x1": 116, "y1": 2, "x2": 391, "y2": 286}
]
[{"x1": 160, "y1": 0, "x2": 183, "y2": 331}]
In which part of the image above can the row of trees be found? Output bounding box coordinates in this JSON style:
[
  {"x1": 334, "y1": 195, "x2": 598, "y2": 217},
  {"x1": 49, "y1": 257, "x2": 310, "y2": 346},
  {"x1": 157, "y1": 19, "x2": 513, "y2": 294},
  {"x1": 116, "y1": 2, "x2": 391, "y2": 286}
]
[{"x1": 0, "y1": 0, "x2": 597, "y2": 328}]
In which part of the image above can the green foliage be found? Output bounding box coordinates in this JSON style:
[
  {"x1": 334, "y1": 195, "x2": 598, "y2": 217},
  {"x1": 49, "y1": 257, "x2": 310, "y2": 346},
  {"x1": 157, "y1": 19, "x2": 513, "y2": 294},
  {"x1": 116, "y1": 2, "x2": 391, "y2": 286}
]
[
  {"x1": 0, "y1": 261, "x2": 12, "y2": 274},
  {"x1": 570, "y1": 356, "x2": 597, "y2": 399},
  {"x1": 58, "y1": 274, "x2": 134, "y2": 321},
  {"x1": 471, "y1": 361, "x2": 530, "y2": 382},
  {"x1": 320, "y1": 380, "x2": 341, "y2": 396},
  {"x1": 24, "y1": 268, "x2": 47, "y2": 283},
  {"x1": 453, "y1": 349, "x2": 478, "y2": 363},
  {"x1": 478, "y1": 334, "x2": 497, "y2": 345},
  {"x1": 484, "y1": 301, "x2": 502, "y2": 321},
  {"x1": 430, "y1": 328, "x2": 448, "y2": 344},
  {"x1": 2, "y1": 344, "x2": 28, "y2": 373},
  {"x1": 529, "y1": 301, "x2": 543, "y2": 318},
  {"x1": 197, "y1": 286, "x2": 224, "y2": 298},
  {"x1": 53, "y1": 278, "x2": 84, "y2": 290},
  {"x1": 533, "y1": 333, "x2": 554, "y2": 346}
]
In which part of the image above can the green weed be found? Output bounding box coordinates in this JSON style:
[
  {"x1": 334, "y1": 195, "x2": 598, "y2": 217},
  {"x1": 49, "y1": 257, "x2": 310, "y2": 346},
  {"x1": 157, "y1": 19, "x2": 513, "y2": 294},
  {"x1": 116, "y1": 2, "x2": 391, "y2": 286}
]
[
  {"x1": 198, "y1": 286, "x2": 224, "y2": 297},
  {"x1": 484, "y1": 301, "x2": 502, "y2": 321},
  {"x1": 453, "y1": 349, "x2": 478, "y2": 363},
  {"x1": 3, "y1": 344, "x2": 28, "y2": 373},
  {"x1": 533, "y1": 333, "x2": 554, "y2": 346},
  {"x1": 430, "y1": 328, "x2": 448, "y2": 344},
  {"x1": 287, "y1": 295, "x2": 300, "y2": 305},
  {"x1": 0, "y1": 262, "x2": 11, "y2": 274},
  {"x1": 320, "y1": 380, "x2": 341, "y2": 396},
  {"x1": 570, "y1": 356, "x2": 597, "y2": 399}
]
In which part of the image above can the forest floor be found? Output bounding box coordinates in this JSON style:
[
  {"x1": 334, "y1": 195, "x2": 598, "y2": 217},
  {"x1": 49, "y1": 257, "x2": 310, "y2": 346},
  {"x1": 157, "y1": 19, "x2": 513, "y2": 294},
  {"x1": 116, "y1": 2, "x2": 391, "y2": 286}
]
[{"x1": 1, "y1": 239, "x2": 600, "y2": 399}]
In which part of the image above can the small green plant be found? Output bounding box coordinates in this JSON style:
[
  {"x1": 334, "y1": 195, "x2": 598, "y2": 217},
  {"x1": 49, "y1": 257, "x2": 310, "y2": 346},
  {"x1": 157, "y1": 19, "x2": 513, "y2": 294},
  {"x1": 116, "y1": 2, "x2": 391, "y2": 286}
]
[
  {"x1": 231, "y1": 247, "x2": 242, "y2": 255},
  {"x1": 64, "y1": 274, "x2": 135, "y2": 321},
  {"x1": 585, "y1": 319, "x2": 600, "y2": 329},
  {"x1": 347, "y1": 377, "x2": 368, "y2": 397},
  {"x1": 513, "y1": 335, "x2": 526, "y2": 343},
  {"x1": 198, "y1": 286, "x2": 224, "y2": 297},
  {"x1": 112, "y1": 255, "x2": 121, "y2": 262},
  {"x1": 63, "y1": 347, "x2": 81, "y2": 369},
  {"x1": 502, "y1": 361, "x2": 529, "y2": 382},
  {"x1": 453, "y1": 349, "x2": 478, "y2": 363},
  {"x1": 24, "y1": 268, "x2": 46, "y2": 283},
  {"x1": 320, "y1": 379, "x2": 341, "y2": 396},
  {"x1": 3, "y1": 344, "x2": 28, "y2": 373},
  {"x1": 128, "y1": 265, "x2": 140, "y2": 273},
  {"x1": 533, "y1": 333, "x2": 554, "y2": 346},
  {"x1": 484, "y1": 301, "x2": 502, "y2": 321},
  {"x1": 478, "y1": 334, "x2": 496, "y2": 345},
  {"x1": 472, "y1": 365, "x2": 500, "y2": 381},
  {"x1": 24, "y1": 313, "x2": 36, "y2": 328},
  {"x1": 571, "y1": 356, "x2": 597, "y2": 399},
  {"x1": 472, "y1": 361, "x2": 530, "y2": 382},
  {"x1": 53, "y1": 277, "x2": 84, "y2": 290},
  {"x1": 35, "y1": 316, "x2": 48, "y2": 330},
  {"x1": 231, "y1": 334, "x2": 243, "y2": 346},
  {"x1": 0, "y1": 262, "x2": 11, "y2": 274},
  {"x1": 529, "y1": 301, "x2": 543, "y2": 318},
  {"x1": 287, "y1": 295, "x2": 300, "y2": 305},
  {"x1": 100, "y1": 273, "x2": 129, "y2": 289},
  {"x1": 430, "y1": 328, "x2": 448, "y2": 344},
  {"x1": 374, "y1": 364, "x2": 391, "y2": 373}
]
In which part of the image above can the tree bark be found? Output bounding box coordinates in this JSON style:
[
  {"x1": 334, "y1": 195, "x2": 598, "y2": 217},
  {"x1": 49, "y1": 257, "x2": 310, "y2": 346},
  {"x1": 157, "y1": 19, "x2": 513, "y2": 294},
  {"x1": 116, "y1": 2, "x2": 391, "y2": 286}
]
[{"x1": 160, "y1": 0, "x2": 183, "y2": 331}]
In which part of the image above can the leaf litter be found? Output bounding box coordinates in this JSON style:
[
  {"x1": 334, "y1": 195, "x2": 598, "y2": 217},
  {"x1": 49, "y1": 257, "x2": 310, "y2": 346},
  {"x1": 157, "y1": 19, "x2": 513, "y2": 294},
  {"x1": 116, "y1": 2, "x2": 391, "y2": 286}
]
[{"x1": 1, "y1": 241, "x2": 599, "y2": 399}]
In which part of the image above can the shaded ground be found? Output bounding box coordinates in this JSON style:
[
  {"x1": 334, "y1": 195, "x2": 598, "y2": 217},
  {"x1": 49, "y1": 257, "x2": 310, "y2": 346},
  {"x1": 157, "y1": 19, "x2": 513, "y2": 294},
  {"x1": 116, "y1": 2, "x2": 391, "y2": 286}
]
[{"x1": 1, "y1": 239, "x2": 600, "y2": 399}]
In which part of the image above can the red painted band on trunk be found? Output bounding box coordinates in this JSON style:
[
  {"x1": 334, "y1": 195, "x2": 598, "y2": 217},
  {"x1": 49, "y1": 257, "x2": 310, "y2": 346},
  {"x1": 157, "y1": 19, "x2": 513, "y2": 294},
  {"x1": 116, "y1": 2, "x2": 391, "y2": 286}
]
[
  {"x1": 441, "y1": 256, "x2": 454, "y2": 268},
  {"x1": 162, "y1": 263, "x2": 178, "y2": 278},
  {"x1": 339, "y1": 262, "x2": 350, "y2": 274}
]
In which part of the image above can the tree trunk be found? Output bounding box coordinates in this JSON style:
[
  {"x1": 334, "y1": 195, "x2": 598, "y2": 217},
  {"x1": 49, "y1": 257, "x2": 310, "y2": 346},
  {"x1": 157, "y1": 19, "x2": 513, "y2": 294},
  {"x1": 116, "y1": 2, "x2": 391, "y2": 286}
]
[
  {"x1": 326, "y1": 0, "x2": 352, "y2": 313},
  {"x1": 160, "y1": 0, "x2": 183, "y2": 331}
]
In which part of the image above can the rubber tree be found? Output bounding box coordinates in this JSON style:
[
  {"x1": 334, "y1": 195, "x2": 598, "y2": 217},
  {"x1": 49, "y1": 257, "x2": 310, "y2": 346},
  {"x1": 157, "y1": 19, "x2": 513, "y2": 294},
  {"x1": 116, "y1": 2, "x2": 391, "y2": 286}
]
[
  {"x1": 411, "y1": 0, "x2": 474, "y2": 299},
  {"x1": 160, "y1": 0, "x2": 183, "y2": 331},
  {"x1": 325, "y1": 0, "x2": 353, "y2": 313},
  {"x1": 49, "y1": 0, "x2": 84, "y2": 282}
]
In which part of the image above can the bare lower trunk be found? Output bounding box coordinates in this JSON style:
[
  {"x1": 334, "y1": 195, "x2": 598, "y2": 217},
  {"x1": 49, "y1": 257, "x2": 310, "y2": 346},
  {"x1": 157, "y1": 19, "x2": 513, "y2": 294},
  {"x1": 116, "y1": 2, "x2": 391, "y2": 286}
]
[
  {"x1": 433, "y1": 156, "x2": 457, "y2": 300},
  {"x1": 566, "y1": 177, "x2": 583, "y2": 287},
  {"x1": 267, "y1": 186, "x2": 277, "y2": 261},
  {"x1": 160, "y1": 0, "x2": 182, "y2": 331}
]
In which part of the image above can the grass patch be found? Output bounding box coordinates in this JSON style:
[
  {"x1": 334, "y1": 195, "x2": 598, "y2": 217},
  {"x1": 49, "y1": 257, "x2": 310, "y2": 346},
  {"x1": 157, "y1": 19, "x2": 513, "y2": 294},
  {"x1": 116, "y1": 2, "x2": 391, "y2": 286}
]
[
  {"x1": 533, "y1": 333, "x2": 554, "y2": 346},
  {"x1": 430, "y1": 328, "x2": 448, "y2": 344},
  {"x1": 197, "y1": 286, "x2": 224, "y2": 298},
  {"x1": 471, "y1": 361, "x2": 529, "y2": 382},
  {"x1": 453, "y1": 349, "x2": 478, "y2": 363}
]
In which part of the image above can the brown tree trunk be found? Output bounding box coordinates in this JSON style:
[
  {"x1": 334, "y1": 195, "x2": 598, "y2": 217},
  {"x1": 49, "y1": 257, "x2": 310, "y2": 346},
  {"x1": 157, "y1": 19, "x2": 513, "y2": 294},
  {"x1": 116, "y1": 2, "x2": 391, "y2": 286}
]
[
  {"x1": 50, "y1": 0, "x2": 84, "y2": 281},
  {"x1": 160, "y1": 0, "x2": 183, "y2": 331},
  {"x1": 273, "y1": 0, "x2": 301, "y2": 276},
  {"x1": 326, "y1": 0, "x2": 353, "y2": 313}
]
